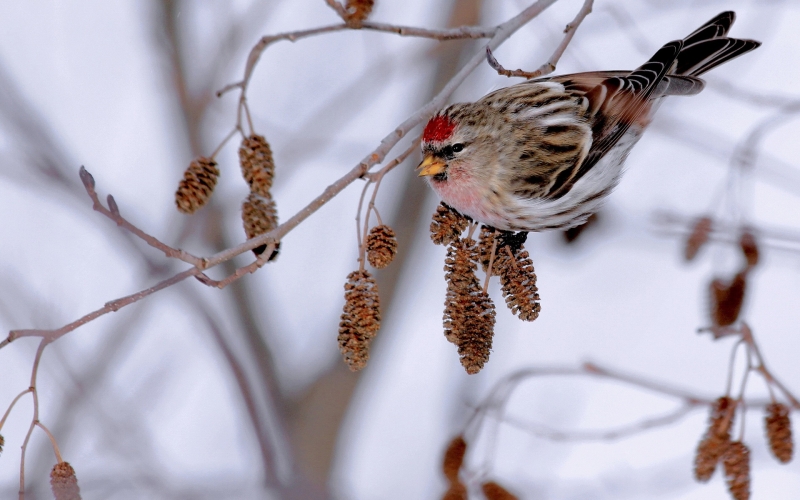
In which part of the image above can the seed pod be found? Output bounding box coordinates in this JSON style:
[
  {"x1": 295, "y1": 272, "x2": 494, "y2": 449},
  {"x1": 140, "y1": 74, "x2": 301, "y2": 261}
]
[
  {"x1": 694, "y1": 396, "x2": 735, "y2": 482},
  {"x1": 242, "y1": 192, "x2": 279, "y2": 259},
  {"x1": 366, "y1": 225, "x2": 398, "y2": 269},
  {"x1": 709, "y1": 272, "x2": 746, "y2": 327},
  {"x1": 239, "y1": 134, "x2": 275, "y2": 197},
  {"x1": 175, "y1": 157, "x2": 219, "y2": 214},
  {"x1": 685, "y1": 216, "x2": 712, "y2": 261},
  {"x1": 50, "y1": 461, "x2": 81, "y2": 500},
  {"x1": 723, "y1": 441, "x2": 751, "y2": 500},
  {"x1": 443, "y1": 238, "x2": 495, "y2": 374},
  {"x1": 338, "y1": 270, "x2": 381, "y2": 371},
  {"x1": 344, "y1": 0, "x2": 374, "y2": 23},
  {"x1": 442, "y1": 435, "x2": 467, "y2": 483},
  {"x1": 0, "y1": 433, "x2": 4, "y2": 455},
  {"x1": 739, "y1": 231, "x2": 759, "y2": 269},
  {"x1": 495, "y1": 245, "x2": 540, "y2": 322},
  {"x1": 431, "y1": 203, "x2": 469, "y2": 246},
  {"x1": 765, "y1": 402, "x2": 793, "y2": 463},
  {"x1": 481, "y1": 481, "x2": 518, "y2": 500},
  {"x1": 442, "y1": 482, "x2": 467, "y2": 500}
]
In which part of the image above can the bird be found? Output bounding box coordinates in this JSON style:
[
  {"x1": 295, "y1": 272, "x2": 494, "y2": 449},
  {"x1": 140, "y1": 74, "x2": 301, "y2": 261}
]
[{"x1": 417, "y1": 11, "x2": 760, "y2": 232}]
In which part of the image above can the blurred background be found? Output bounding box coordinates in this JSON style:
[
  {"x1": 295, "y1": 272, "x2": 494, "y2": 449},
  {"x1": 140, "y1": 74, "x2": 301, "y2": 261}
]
[{"x1": 0, "y1": 0, "x2": 798, "y2": 498}]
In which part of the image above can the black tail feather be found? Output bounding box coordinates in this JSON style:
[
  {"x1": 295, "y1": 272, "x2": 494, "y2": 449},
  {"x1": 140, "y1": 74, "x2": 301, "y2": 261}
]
[{"x1": 674, "y1": 11, "x2": 760, "y2": 77}]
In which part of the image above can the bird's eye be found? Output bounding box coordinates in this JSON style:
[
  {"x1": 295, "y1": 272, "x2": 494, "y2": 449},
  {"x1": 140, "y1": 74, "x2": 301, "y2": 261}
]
[{"x1": 452, "y1": 143, "x2": 464, "y2": 153}]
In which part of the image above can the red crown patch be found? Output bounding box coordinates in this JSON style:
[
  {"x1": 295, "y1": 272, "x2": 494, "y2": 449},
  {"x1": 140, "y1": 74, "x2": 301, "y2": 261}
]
[{"x1": 423, "y1": 115, "x2": 456, "y2": 143}]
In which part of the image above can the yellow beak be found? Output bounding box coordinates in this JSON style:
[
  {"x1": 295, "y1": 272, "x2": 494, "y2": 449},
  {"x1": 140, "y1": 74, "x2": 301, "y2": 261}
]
[{"x1": 417, "y1": 155, "x2": 447, "y2": 177}]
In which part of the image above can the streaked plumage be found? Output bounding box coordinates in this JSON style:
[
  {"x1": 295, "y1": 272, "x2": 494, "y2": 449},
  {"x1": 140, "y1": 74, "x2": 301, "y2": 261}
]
[{"x1": 418, "y1": 12, "x2": 760, "y2": 231}]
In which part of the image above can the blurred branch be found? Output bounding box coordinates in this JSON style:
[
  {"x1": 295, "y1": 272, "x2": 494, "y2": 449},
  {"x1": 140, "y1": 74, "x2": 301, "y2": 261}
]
[{"x1": 486, "y1": 0, "x2": 593, "y2": 79}]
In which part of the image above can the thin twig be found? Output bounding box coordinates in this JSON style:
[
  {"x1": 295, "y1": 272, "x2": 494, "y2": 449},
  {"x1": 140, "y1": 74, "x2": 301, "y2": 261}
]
[
  {"x1": 486, "y1": 0, "x2": 593, "y2": 79},
  {"x1": 79, "y1": 167, "x2": 203, "y2": 267},
  {"x1": 5, "y1": 268, "x2": 199, "y2": 345},
  {"x1": 35, "y1": 421, "x2": 63, "y2": 463},
  {"x1": 0, "y1": 389, "x2": 32, "y2": 430},
  {"x1": 194, "y1": 246, "x2": 275, "y2": 289}
]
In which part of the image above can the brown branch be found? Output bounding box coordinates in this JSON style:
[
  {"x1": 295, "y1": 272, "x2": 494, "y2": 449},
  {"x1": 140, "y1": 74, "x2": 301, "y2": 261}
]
[
  {"x1": 79, "y1": 167, "x2": 204, "y2": 267},
  {"x1": 486, "y1": 0, "x2": 593, "y2": 79},
  {"x1": 194, "y1": 245, "x2": 275, "y2": 289},
  {"x1": 495, "y1": 403, "x2": 697, "y2": 442},
  {"x1": 6, "y1": 268, "x2": 199, "y2": 345},
  {"x1": 217, "y1": 20, "x2": 500, "y2": 97}
]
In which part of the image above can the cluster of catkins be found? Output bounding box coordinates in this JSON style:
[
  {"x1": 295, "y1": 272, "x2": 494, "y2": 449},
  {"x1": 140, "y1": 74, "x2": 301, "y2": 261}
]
[
  {"x1": 441, "y1": 434, "x2": 518, "y2": 500},
  {"x1": 431, "y1": 203, "x2": 541, "y2": 374},
  {"x1": 684, "y1": 217, "x2": 758, "y2": 329},
  {"x1": 174, "y1": 134, "x2": 279, "y2": 259},
  {"x1": 694, "y1": 396, "x2": 794, "y2": 500},
  {"x1": 337, "y1": 224, "x2": 399, "y2": 371}
]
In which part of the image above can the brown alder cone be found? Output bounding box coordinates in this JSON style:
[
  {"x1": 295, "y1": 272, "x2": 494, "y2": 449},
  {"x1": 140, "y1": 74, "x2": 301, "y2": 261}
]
[
  {"x1": 344, "y1": 0, "x2": 374, "y2": 23},
  {"x1": 442, "y1": 435, "x2": 467, "y2": 483},
  {"x1": 239, "y1": 134, "x2": 275, "y2": 197},
  {"x1": 684, "y1": 216, "x2": 713, "y2": 261},
  {"x1": 50, "y1": 461, "x2": 82, "y2": 500},
  {"x1": 366, "y1": 225, "x2": 398, "y2": 269},
  {"x1": 495, "y1": 245, "x2": 541, "y2": 322},
  {"x1": 431, "y1": 202, "x2": 469, "y2": 246},
  {"x1": 765, "y1": 402, "x2": 793, "y2": 463},
  {"x1": 709, "y1": 272, "x2": 746, "y2": 327},
  {"x1": 477, "y1": 225, "x2": 499, "y2": 272},
  {"x1": 481, "y1": 481, "x2": 518, "y2": 500},
  {"x1": 695, "y1": 396, "x2": 735, "y2": 482},
  {"x1": 175, "y1": 157, "x2": 219, "y2": 214},
  {"x1": 442, "y1": 482, "x2": 467, "y2": 500},
  {"x1": 0, "y1": 433, "x2": 4, "y2": 455},
  {"x1": 739, "y1": 231, "x2": 759, "y2": 269},
  {"x1": 242, "y1": 192, "x2": 280, "y2": 259},
  {"x1": 338, "y1": 270, "x2": 381, "y2": 371},
  {"x1": 443, "y1": 238, "x2": 496, "y2": 374},
  {"x1": 723, "y1": 441, "x2": 751, "y2": 500}
]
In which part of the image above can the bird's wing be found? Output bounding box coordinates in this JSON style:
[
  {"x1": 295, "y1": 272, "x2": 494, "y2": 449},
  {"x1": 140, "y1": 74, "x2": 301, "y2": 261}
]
[{"x1": 542, "y1": 40, "x2": 684, "y2": 199}]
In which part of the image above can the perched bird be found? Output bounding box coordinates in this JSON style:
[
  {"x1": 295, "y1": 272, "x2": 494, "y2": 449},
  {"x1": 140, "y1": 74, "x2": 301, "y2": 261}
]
[{"x1": 417, "y1": 12, "x2": 759, "y2": 232}]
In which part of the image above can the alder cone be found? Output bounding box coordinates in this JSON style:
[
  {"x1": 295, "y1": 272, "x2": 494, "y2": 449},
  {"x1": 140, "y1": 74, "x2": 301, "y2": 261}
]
[
  {"x1": 241, "y1": 192, "x2": 279, "y2": 259},
  {"x1": 442, "y1": 435, "x2": 467, "y2": 483},
  {"x1": 50, "y1": 462, "x2": 81, "y2": 500},
  {"x1": 441, "y1": 482, "x2": 467, "y2": 500},
  {"x1": 739, "y1": 231, "x2": 759, "y2": 268},
  {"x1": 723, "y1": 441, "x2": 751, "y2": 500},
  {"x1": 694, "y1": 396, "x2": 735, "y2": 482},
  {"x1": 443, "y1": 238, "x2": 495, "y2": 374},
  {"x1": 239, "y1": 134, "x2": 275, "y2": 197},
  {"x1": 481, "y1": 481, "x2": 518, "y2": 500},
  {"x1": 495, "y1": 246, "x2": 541, "y2": 322},
  {"x1": 338, "y1": 270, "x2": 381, "y2": 371},
  {"x1": 431, "y1": 202, "x2": 469, "y2": 246},
  {"x1": 765, "y1": 402, "x2": 793, "y2": 463},
  {"x1": 344, "y1": 0, "x2": 374, "y2": 23},
  {"x1": 366, "y1": 225, "x2": 398, "y2": 269},
  {"x1": 685, "y1": 216, "x2": 712, "y2": 261},
  {"x1": 709, "y1": 272, "x2": 746, "y2": 327},
  {"x1": 175, "y1": 157, "x2": 219, "y2": 214}
]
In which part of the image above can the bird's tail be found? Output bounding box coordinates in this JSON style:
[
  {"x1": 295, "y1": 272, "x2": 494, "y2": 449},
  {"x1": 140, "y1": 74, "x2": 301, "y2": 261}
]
[{"x1": 674, "y1": 11, "x2": 760, "y2": 77}]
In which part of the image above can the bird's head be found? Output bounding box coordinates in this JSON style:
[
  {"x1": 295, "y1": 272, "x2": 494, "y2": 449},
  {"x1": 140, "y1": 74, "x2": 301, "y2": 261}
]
[{"x1": 417, "y1": 111, "x2": 474, "y2": 183}]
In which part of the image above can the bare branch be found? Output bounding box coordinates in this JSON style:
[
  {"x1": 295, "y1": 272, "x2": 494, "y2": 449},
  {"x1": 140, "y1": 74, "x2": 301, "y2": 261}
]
[
  {"x1": 79, "y1": 167, "x2": 204, "y2": 267},
  {"x1": 487, "y1": 0, "x2": 593, "y2": 79}
]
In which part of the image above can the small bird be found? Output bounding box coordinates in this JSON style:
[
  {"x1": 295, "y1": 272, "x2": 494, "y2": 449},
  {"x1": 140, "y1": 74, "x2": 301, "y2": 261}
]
[{"x1": 418, "y1": 12, "x2": 760, "y2": 232}]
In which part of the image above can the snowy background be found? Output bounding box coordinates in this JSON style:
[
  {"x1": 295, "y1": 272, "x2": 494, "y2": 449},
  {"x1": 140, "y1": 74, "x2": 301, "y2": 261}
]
[{"x1": 0, "y1": 0, "x2": 798, "y2": 499}]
